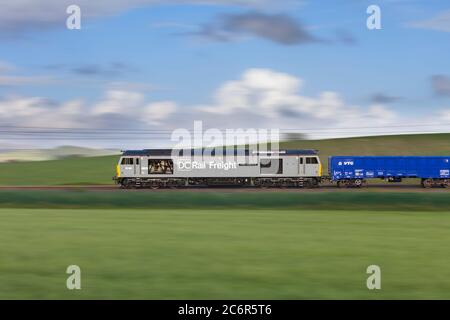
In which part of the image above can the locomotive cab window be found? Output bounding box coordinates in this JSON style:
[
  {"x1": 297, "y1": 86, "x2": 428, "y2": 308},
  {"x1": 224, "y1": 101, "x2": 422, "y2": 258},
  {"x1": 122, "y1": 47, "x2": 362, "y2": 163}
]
[
  {"x1": 306, "y1": 157, "x2": 318, "y2": 164},
  {"x1": 121, "y1": 158, "x2": 134, "y2": 165},
  {"x1": 260, "y1": 159, "x2": 283, "y2": 174},
  {"x1": 149, "y1": 159, "x2": 174, "y2": 174}
]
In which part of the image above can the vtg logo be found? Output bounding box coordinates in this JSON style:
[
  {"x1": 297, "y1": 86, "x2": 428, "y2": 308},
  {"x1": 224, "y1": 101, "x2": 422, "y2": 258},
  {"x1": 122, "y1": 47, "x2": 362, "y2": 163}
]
[{"x1": 338, "y1": 161, "x2": 354, "y2": 166}]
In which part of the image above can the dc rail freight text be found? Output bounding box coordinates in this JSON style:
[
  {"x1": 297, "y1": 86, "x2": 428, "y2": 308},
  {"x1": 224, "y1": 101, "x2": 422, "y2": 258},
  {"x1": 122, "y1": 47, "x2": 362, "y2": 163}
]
[{"x1": 113, "y1": 149, "x2": 450, "y2": 189}]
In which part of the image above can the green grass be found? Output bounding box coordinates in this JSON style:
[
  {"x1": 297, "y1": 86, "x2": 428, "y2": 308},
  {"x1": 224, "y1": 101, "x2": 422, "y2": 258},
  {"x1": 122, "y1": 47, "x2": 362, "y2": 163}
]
[
  {"x1": 1, "y1": 208, "x2": 450, "y2": 299},
  {"x1": 0, "y1": 133, "x2": 449, "y2": 186},
  {"x1": 0, "y1": 155, "x2": 118, "y2": 185},
  {"x1": 0, "y1": 190, "x2": 449, "y2": 211}
]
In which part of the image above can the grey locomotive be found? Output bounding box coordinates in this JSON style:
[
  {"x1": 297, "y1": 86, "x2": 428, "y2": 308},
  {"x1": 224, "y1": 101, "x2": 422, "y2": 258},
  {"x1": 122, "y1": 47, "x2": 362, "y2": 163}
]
[{"x1": 114, "y1": 149, "x2": 322, "y2": 188}]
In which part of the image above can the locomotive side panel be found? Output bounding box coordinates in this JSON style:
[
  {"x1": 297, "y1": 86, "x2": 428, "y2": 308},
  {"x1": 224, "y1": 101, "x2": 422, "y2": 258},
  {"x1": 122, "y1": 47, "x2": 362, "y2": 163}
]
[
  {"x1": 114, "y1": 149, "x2": 322, "y2": 188},
  {"x1": 118, "y1": 155, "x2": 321, "y2": 178}
]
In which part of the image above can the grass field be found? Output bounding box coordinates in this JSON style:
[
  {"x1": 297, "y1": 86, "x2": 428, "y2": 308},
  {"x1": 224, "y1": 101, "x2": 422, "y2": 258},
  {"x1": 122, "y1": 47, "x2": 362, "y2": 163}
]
[
  {"x1": 1, "y1": 207, "x2": 450, "y2": 299},
  {"x1": 0, "y1": 190, "x2": 449, "y2": 211},
  {"x1": 0, "y1": 133, "x2": 449, "y2": 185}
]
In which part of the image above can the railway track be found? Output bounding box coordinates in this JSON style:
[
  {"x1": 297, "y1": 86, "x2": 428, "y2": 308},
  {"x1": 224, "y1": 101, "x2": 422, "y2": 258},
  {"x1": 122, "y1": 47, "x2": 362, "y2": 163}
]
[{"x1": 0, "y1": 184, "x2": 448, "y2": 192}]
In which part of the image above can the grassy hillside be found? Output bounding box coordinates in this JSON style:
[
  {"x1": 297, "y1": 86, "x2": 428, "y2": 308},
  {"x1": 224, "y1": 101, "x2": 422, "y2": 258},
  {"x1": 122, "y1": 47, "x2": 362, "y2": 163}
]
[
  {"x1": 0, "y1": 155, "x2": 118, "y2": 185},
  {"x1": 1, "y1": 207, "x2": 450, "y2": 299},
  {"x1": 0, "y1": 133, "x2": 449, "y2": 185}
]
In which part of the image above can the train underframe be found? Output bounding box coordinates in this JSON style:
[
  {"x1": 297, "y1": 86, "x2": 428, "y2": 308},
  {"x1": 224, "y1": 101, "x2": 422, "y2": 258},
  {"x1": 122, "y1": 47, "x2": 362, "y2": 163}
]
[
  {"x1": 115, "y1": 177, "x2": 449, "y2": 189},
  {"x1": 335, "y1": 178, "x2": 450, "y2": 188},
  {"x1": 115, "y1": 177, "x2": 321, "y2": 189}
]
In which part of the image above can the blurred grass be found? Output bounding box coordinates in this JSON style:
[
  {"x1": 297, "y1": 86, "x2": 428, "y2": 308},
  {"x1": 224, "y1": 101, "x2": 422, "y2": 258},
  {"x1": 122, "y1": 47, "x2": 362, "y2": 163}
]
[
  {"x1": 0, "y1": 190, "x2": 449, "y2": 211},
  {"x1": 1, "y1": 208, "x2": 450, "y2": 299},
  {"x1": 0, "y1": 133, "x2": 449, "y2": 186}
]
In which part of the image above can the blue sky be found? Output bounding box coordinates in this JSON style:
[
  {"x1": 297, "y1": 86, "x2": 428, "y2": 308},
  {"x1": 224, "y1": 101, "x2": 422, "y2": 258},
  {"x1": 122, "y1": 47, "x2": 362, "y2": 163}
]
[{"x1": 0, "y1": 0, "x2": 449, "y2": 148}]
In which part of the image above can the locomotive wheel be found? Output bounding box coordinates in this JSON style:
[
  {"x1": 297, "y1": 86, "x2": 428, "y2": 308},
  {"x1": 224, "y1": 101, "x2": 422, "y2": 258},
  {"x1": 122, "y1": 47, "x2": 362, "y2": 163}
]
[
  {"x1": 354, "y1": 179, "x2": 363, "y2": 188},
  {"x1": 337, "y1": 180, "x2": 350, "y2": 188},
  {"x1": 422, "y1": 179, "x2": 433, "y2": 188},
  {"x1": 280, "y1": 180, "x2": 290, "y2": 188},
  {"x1": 311, "y1": 178, "x2": 320, "y2": 188},
  {"x1": 443, "y1": 180, "x2": 450, "y2": 188},
  {"x1": 120, "y1": 179, "x2": 131, "y2": 189},
  {"x1": 304, "y1": 180, "x2": 313, "y2": 188},
  {"x1": 149, "y1": 181, "x2": 161, "y2": 189},
  {"x1": 261, "y1": 181, "x2": 270, "y2": 189},
  {"x1": 256, "y1": 179, "x2": 267, "y2": 188}
]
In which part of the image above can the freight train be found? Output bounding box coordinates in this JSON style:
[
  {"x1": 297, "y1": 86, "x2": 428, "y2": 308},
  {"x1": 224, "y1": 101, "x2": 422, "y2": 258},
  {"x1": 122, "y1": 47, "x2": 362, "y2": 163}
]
[{"x1": 113, "y1": 149, "x2": 450, "y2": 189}]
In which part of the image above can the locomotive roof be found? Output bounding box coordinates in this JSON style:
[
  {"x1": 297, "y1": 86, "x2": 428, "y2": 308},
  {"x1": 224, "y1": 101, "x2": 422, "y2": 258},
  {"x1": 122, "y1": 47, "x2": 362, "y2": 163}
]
[{"x1": 122, "y1": 149, "x2": 318, "y2": 156}]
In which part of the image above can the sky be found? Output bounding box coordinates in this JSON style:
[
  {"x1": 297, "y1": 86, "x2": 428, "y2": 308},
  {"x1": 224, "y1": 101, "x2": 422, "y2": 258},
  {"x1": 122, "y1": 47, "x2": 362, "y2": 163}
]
[{"x1": 0, "y1": 0, "x2": 449, "y2": 149}]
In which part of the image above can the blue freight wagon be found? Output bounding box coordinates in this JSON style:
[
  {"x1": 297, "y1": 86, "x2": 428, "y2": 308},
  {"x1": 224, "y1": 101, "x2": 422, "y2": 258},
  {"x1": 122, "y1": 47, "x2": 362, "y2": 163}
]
[{"x1": 328, "y1": 156, "x2": 450, "y2": 188}]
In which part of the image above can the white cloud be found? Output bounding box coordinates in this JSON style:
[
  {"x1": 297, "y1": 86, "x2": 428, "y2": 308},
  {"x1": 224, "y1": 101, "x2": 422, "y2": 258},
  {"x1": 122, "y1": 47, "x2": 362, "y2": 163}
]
[
  {"x1": 0, "y1": 68, "x2": 449, "y2": 149},
  {"x1": 199, "y1": 68, "x2": 303, "y2": 115},
  {"x1": 0, "y1": 96, "x2": 85, "y2": 128},
  {"x1": 409, "y1": 10, "x2": 450, "y2": 32},
  {"x1": 0, "y1": 89, "x2": 176, "y2": 130},
  {"x1": 143, "y1": 101, "x2": 177, "y2": 124},
  {"x1": 439, "y1": 109, "x2": 450, "y2": 121},
  {"x1": 0, "y1": 96, "x2": 47, "y2": 118},
  {"x1": 197, "y1": 68, "x2": 396, "y2": 126},
  {"x1": 367, "y1": 105, "x2": 396, "y2": 121},
  {"x1": 92, "y1": 90, "x2": 144, "y2": 114}
]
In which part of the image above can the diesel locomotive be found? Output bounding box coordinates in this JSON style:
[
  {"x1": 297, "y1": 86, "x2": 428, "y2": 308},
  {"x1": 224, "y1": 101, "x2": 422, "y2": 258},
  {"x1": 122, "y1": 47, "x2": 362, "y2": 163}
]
[
  {"x1": 114, "y1": 149, "x2": 322, "y2": 189},
  {"x1": 113, "y1": 149, "x2": 450, "y2": 189}
]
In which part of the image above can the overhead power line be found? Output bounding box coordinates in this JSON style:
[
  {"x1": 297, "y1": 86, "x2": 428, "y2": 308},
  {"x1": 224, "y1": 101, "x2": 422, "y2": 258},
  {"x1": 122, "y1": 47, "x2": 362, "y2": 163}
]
[{"x1": 0, "y1": 122, "x2": 449, "y2": 133}]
